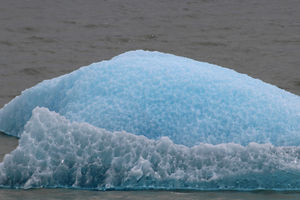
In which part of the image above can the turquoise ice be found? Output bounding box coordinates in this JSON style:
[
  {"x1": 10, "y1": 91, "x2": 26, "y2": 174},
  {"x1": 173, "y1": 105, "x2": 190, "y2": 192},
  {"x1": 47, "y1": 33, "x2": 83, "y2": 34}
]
[{"x1": 1, "y1": 50, "x2": 300, "y2": 146}]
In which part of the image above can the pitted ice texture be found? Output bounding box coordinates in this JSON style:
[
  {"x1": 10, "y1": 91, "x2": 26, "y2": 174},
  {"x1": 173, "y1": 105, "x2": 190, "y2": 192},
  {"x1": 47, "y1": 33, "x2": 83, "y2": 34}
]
[{"x1": 1, "y1": 50, "x2": 300, "y2": 147}]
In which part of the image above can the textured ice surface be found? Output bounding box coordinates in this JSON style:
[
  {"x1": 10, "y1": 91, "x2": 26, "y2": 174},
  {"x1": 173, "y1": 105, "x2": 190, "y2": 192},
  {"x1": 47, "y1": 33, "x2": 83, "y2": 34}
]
[
  {"x1": 1, "y1": 50, "x2": 300, "y2": 190},
  {"x1": 1, "y1": 107, "x2": 300, "y2": 190},
  {"x1": 1, "y1": 50, "x2": 300, "y2": 146}
]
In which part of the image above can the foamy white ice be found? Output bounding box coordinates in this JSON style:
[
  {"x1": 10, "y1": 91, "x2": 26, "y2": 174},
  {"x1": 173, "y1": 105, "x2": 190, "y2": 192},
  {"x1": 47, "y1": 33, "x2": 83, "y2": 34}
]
[{"x1": 1, "y1": 107, "x2": 300, "y2": 190}]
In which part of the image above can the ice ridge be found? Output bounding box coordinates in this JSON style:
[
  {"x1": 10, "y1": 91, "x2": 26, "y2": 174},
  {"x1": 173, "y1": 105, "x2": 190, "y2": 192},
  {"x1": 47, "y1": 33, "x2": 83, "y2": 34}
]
[{"x1": 1, "y1": 107, "x2": 300, "y2": 190}]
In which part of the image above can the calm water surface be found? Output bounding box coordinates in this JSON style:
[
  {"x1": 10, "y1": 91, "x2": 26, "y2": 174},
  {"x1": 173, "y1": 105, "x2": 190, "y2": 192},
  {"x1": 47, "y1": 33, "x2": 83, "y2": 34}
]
[{"x1": 0, "y1": 189, "x2": 300, "y2": 200}]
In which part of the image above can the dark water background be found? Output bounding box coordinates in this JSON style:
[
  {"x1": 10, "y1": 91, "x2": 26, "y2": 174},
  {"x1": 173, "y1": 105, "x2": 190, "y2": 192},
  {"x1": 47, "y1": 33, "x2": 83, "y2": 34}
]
[
  {"x1": 1, "y1": 189, "x2": 300, "y2": 200},
  {"x1": 1, "y1": 0, "x2": 300, "y2": 199}
]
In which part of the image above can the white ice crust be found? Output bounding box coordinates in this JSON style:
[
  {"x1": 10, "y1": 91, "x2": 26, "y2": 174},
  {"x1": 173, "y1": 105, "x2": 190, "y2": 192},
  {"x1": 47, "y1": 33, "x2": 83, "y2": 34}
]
[{"x1": 1, "y1": 107, "x2": 300, "y2": 190}]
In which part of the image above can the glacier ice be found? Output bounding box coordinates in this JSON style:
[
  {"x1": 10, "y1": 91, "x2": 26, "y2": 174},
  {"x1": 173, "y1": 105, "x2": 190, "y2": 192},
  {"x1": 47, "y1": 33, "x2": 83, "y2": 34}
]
[
  {"x1": 1, "y1": 50, "x2": 300, "y2": 190},
  {"x1": 1, "y1": 50, "x2": 300, "y2": 146},
  {"x1": 1, "y1": 107, "x2": 300, "y2": 190}
]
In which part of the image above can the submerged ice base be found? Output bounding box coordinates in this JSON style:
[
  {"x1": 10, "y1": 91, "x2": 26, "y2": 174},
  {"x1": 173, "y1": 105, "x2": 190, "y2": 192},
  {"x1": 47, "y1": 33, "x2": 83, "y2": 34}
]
[
  {"x1": 1, "y1": 50, "x2": 300, "y2": 146},
  {"x1": 1, "y1": 107, "x2": 300, "y2": 190}
]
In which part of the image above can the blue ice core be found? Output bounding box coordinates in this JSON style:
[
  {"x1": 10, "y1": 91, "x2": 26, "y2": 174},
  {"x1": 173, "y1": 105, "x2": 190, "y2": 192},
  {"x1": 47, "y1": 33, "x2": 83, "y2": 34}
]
[{"x1": 1, "y1": 50, "x2": 300, "y2": 146}]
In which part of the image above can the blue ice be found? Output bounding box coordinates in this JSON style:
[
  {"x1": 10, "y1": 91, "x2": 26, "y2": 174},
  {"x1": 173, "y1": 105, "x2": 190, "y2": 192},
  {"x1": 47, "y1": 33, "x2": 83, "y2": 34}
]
[{"x1": 1, "y1": 50, "x2": 300, "y2": 146}]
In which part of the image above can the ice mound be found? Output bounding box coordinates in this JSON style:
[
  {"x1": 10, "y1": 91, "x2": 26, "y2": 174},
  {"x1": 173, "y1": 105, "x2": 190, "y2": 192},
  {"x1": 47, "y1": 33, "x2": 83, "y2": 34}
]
[
  {"x1": 1, "y1": 107, "x2": 300, "y2": 190},
  {"x1": 1, "y1": 50, "x2": 300, "y2": 146}
]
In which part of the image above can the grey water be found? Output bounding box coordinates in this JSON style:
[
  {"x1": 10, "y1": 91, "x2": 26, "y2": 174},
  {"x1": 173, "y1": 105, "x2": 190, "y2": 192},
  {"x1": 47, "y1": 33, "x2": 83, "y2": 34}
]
[
  {"x1": 1, "y1": 189, "x2": 300, "y2": 200},
  {"x1": 1, "y1": 0, "x2": 300, "y2": 199}
]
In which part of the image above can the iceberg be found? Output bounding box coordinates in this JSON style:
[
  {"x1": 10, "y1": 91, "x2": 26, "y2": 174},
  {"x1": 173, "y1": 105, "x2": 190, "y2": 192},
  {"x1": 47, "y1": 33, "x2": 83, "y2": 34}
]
[
  {"x1": 1, "y1": 50, "x2": 300, "y2": 146},
  {"x1": 1, "y1": 50, "x2": 300, "y2": 190}
]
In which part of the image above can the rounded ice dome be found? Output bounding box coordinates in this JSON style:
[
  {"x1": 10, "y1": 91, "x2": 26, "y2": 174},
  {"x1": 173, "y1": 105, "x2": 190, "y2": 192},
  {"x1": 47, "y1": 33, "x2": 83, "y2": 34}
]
[{"x1": 1, "y1": 50, "x2": 300, "y2": 146}]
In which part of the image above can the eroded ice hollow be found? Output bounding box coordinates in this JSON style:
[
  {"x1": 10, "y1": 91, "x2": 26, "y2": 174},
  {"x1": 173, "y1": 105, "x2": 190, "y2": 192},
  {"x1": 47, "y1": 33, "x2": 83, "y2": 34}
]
[{"x1": 1, "y1": 50, "x2": 300, "y2": 146}]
